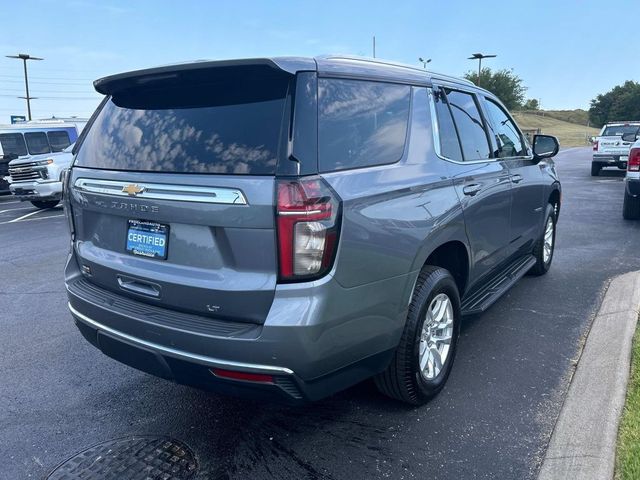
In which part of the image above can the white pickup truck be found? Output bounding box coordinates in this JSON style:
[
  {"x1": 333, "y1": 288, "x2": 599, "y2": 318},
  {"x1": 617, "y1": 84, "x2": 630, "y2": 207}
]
[
  {"x1": 592, "y1": 121, "x2": 640, "y2": 176},
  {"x1": 6, "y1": 144, "x2": 74, "y2": 209}
]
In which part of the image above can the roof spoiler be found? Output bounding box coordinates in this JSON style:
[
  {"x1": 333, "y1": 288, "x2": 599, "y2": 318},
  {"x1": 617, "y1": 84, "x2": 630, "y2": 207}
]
[{"x1": 93, "y1": 57, "x2": 315, "y2": 95}]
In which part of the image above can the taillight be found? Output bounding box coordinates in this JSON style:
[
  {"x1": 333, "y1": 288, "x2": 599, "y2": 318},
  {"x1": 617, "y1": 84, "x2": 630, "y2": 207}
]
[
  {"x1": 61, "y1": 168, "x2": 75, "y2": 239},
  {"x1": 276, "y1": 177, "x2": 341, "y2": 282},
  {"x1": 593, "y1": 140, "x2": 599, "y2": 151},
  {"x1": 629, "y1": 148, "x2": 640, "y2": 172}
]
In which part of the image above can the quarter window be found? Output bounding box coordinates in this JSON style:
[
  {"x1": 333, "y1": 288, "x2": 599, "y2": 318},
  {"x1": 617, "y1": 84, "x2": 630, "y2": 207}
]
[
  {"x1": 318, "y1": 79, "x2": 411, "y2": 172},
  {"x1": 444, "y1": 89, "x2": 491, "y2": 161},
  {"x1": 483, "y1": 98, "x2": 526, "y2": 157},
  {"x1": 24, "y1": 132, "x2": 51, "y2": 155},
  {"x1": 47, "y1": 130, "x2": 71, "y2": 152}
]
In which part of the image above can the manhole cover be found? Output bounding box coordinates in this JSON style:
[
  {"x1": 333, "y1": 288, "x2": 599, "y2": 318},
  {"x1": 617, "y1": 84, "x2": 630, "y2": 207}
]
[{"x1": 47, "y1": 436, "x2": 198, "y2": 480}]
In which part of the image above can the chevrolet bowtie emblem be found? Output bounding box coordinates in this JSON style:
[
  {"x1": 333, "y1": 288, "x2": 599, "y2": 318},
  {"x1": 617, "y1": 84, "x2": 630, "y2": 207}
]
[{"x1": 122, "y1": 184, "x2": 145, "y2": 196}]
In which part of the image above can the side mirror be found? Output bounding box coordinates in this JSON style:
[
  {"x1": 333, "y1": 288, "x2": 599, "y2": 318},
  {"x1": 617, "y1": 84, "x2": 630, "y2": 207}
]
[
  {"x1": 533, "y1": 135, "x2": 559, "y2": 160},
  {"x1": 621, "y1": 132, "x2": 637, "y2": 143},
  {"x1": 589, "y1": 136, "x2": 596, "y2": 144}
]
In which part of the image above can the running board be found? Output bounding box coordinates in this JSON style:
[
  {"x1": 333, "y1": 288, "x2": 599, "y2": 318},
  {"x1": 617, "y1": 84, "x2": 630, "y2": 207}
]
[{"x1": 461, "y1": 255, "x2": 536, "y2": 316}]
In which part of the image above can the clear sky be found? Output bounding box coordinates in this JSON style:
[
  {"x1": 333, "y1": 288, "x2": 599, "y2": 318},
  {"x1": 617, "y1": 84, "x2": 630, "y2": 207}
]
[{"x1": 0, "y1": 0, "x2": 637, "y2": 122}]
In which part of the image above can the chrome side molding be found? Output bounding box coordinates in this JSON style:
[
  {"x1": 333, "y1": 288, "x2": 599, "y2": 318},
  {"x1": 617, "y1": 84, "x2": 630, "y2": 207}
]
[{"x1": 74, "y1": 178, "x2": 248, "y2": 205}]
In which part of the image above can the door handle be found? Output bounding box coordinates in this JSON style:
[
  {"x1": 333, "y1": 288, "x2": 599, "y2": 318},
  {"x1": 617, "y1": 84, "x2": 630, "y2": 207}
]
[
  {"x1": 462, "y1": 183, "x2": 482, "y2": 196},
  {"x1": 511, "y1": 174, "x2": 523, "y2": 184}
]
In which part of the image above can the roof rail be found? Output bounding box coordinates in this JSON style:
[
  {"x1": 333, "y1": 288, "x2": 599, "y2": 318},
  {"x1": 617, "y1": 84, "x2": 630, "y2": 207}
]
[{"x1": 318, "y1": 55, "x2": 475, "y2": 86}]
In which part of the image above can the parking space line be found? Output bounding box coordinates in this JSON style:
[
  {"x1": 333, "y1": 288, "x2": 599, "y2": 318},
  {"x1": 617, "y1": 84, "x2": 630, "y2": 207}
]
[
  {"x1": 0, "y1": 213, "x2": 64, "y2": 225},
  {"x1": 0, "y1": 206, "x2": 33, "y2": 214},
  {"x1": 8, "y1": 209, "x2": 49, "y2": 223}
]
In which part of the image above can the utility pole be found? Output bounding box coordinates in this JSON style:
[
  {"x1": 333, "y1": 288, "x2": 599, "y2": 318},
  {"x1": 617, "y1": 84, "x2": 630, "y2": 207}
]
[
  {"x1": 372, "y1": 35, "x2": 376, "y2": 58},
  {"x1": 419, "y1": 57, "x2": 432, "y2": 69},
  {"x1": 467, "y1": 53, "x2": 496, "y2": 87},
  {"x1": 6, "y1": 53, "x2": 43, "y2": 121}
]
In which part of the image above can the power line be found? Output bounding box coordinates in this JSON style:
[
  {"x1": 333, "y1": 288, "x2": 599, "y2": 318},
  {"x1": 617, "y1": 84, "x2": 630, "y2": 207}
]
[
  {"x1": 0, "y1": 94, "x2": 99, "y2": 100},
  {"x1": 0, "y1": 73, "x2": 95, "y2": 81}
]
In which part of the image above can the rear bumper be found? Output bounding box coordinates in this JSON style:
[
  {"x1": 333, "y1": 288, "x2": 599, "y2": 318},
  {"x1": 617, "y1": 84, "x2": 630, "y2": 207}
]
[
  {"x1": 65, "y1": 253, "x2": 405, "y2": 403},
  {"x1": 9, "y1": 180, "x2": 62, "y2": 200},
  {"x1": 593, "y1": 154, "x2": 628, "y2": 168}
]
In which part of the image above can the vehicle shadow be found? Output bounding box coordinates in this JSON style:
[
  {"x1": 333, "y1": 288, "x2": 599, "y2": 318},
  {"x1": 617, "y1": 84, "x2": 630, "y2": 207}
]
[
  {"x1": 595, "y1": 169, "x2": 626, "y2": 178},
  {"x1": 98, "y1": 366, "x2": 439, "y2": 479}
]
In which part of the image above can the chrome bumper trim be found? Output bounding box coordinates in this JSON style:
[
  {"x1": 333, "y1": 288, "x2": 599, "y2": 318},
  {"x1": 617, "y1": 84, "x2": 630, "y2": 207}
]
[{"x1": 68, "y1": 302, "x2": 293, "y2": 375}]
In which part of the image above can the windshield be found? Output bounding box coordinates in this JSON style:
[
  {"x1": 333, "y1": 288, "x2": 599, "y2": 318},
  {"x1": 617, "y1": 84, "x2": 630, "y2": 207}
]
[
  {"x1": 602, "y1": 125, "x2": 640, "y2": 136},
  {"x1": 0, "y1": 133, "x2": 28, "y2": 157},
  {"x1": 75, "y1": 69, "x2": 291, "y2": 175}
]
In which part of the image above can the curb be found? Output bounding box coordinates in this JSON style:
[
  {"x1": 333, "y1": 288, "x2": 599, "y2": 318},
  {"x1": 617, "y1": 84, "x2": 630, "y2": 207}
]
[{"x1": 538, "y1": 271, "x2": 640, "y2": 480}]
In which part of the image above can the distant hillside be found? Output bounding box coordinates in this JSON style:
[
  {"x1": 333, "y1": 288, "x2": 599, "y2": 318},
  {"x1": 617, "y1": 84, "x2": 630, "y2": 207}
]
[
  {"x1": 512, "y1": 112, "x2": 599, "y2": 148},
  {"x1": 535, "y1": 109, "x2": 591, "y2": 126}
]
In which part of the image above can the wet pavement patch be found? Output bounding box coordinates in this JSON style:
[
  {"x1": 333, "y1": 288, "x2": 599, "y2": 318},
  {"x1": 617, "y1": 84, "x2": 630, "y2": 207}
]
[{"x1": 46, "y1": 436, "x2": 198, "y2": 480}]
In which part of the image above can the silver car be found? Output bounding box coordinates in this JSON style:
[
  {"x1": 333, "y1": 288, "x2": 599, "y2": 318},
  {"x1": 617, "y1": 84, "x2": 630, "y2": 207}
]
[{"x1": 64, "y1": 56, "x2": 561, "y2": 404}]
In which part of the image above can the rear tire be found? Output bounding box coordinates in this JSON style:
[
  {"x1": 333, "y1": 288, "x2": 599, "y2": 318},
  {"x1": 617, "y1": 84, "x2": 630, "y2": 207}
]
[
  {"x1": 31, "y1": 200, "x2": 59, "y2": 209},
  {"x1": 374, "y1": 266, "x2": 461, "y2": 405},
  {"x1": 623, "y1": 192, "x2": 640, "y2": 220},
  {"x1": 529, "y1": 203, "x2": 556, "y2": 276},
  {"x1": 591, "y1": 163, "x2": 601, "y2": 176}
]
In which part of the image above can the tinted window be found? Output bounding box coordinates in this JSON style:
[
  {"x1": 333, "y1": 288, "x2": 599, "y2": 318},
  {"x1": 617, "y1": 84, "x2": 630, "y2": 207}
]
[
  {"x1": 0, "y1": 133, "x2": 27, "y2": 157},
  {"x1": 47, "y1": 130, "x2": 71, "y2": 152},
  {"x1": 25, "y1": 132, "x2": 52, "y2": 155},
  {"x1": 445, "y1": 89, "x2": 491, "y2": 161},
  {"x1": 318, "y1": 79, "x2": 410, "y2": 172},
  {"x1": 602, "y1": 125, "x2": 640, "y2": 136},
  {"x1": 75, "y1": 70, "x2": 290, "y2": 174},
  {"x1": 483, "y1": 98, "x2": 526, "y2": 157},
  {"x1": 433, "y1": 90, "x2": 463, "y2": 161}
]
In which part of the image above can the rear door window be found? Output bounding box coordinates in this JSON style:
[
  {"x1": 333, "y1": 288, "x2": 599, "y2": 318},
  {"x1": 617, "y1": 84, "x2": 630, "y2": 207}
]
[
  {"x1": 444, "y1": 89, "x2": 491, "y2": 161},
  {"x1": 75, "y1": 69, "x2": 291, "y2": 174},
  {"x1": 432, "y1": 90, "x2": 463, "y2": 161},
  {"x1": 482, "y1": 98, "x2": 526, "y2": 157},
  {"x1": 47, "y1": 130, "x2": 71, "y2": 152},
  {"x1": 24, "y1": 132, "x2": 52, "y2": 155},
  {"x1": 0, "y1": 133, "x2": 28, "y2": 157},
  {"x1": 318, "y1": 78, "x2": 411, "y2": 172}
]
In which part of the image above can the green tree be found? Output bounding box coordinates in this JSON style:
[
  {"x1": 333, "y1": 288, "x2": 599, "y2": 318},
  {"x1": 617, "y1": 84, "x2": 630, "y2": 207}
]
[
  {"x1": 464, "y1": 67, "x2": 527, "y2": 110},
  {"x1": 523, "y1": 99, "x2": 540, "y2": 111},
  {"x1": 589, "y1": 81, "x2": 640, "y2": 127}
]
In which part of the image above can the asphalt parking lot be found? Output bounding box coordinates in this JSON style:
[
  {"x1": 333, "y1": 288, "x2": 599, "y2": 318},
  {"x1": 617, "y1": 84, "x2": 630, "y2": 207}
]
[{"x1": 3, "y1": 147, "x2": 640, "y2": 479}]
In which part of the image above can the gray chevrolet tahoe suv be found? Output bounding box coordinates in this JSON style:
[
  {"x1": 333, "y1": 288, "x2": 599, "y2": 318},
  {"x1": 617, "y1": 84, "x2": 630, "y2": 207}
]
[{"x1": 64, "y1": 56, "x2": 561, "y2": 405}]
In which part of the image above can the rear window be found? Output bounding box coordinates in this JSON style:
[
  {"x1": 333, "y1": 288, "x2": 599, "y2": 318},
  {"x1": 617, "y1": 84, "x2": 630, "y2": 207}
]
[
  {"x1": 0, "y1": 133, "x2": 27, "y2": 157},
  {"x1": 318, "y1": 79, "x2": 411, "y2": 172},
  {"x1": 47, "y1": 130, "x2": 71, "y2": 152},
  {"x1": 25, "y1": 132, "x2": 52, "y2": 155},
  {"x1": 75, "y1": 70, "x2": 291, "y2": 174},
  {"x1": 602, "y1": 125, "x2": 640, "y2": 136}
]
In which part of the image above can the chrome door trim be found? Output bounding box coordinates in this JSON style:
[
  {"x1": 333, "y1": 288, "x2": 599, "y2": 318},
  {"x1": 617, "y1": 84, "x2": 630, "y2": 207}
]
[{"x1": 74, "y1": 178, "x2": 248, "y2": 205}]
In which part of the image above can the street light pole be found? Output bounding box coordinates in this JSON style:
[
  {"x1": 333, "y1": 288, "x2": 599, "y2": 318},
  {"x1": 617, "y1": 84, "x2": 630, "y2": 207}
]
[
  {"x1": 467, "y1": 53, "x2": 496, "y2": 87},
  {"x1": 6, "y1": 53, "x2": 44, "y2": 121}
]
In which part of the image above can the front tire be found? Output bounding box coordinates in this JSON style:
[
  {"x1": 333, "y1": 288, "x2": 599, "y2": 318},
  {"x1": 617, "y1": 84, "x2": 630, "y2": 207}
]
[
  {"x1": 623, "y1": 191, "x2": 640, "y2": 220},
  {"x1": 30, "y1": 200, "x2": 59, "y2": 209},
  {"x1": 375, "y1": 266, "x2": 461, "y2": 405},
  {"x1": 529, "y1": 204, "x2": 556, "y2": 276},
  {"x1": 591, "y1": 163, "x2": 601, "y2": 176}
]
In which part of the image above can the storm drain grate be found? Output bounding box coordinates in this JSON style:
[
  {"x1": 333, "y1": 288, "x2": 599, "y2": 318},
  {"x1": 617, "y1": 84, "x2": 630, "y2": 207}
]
[{"x1": 46, "y1": 436, "x2": 198, "y2": 480}]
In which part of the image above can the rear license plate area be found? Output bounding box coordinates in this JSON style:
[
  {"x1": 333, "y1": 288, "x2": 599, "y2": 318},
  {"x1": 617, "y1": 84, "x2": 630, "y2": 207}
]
[{"x1": 126, "y1": 219, "x2": 169, "y2": 259}]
